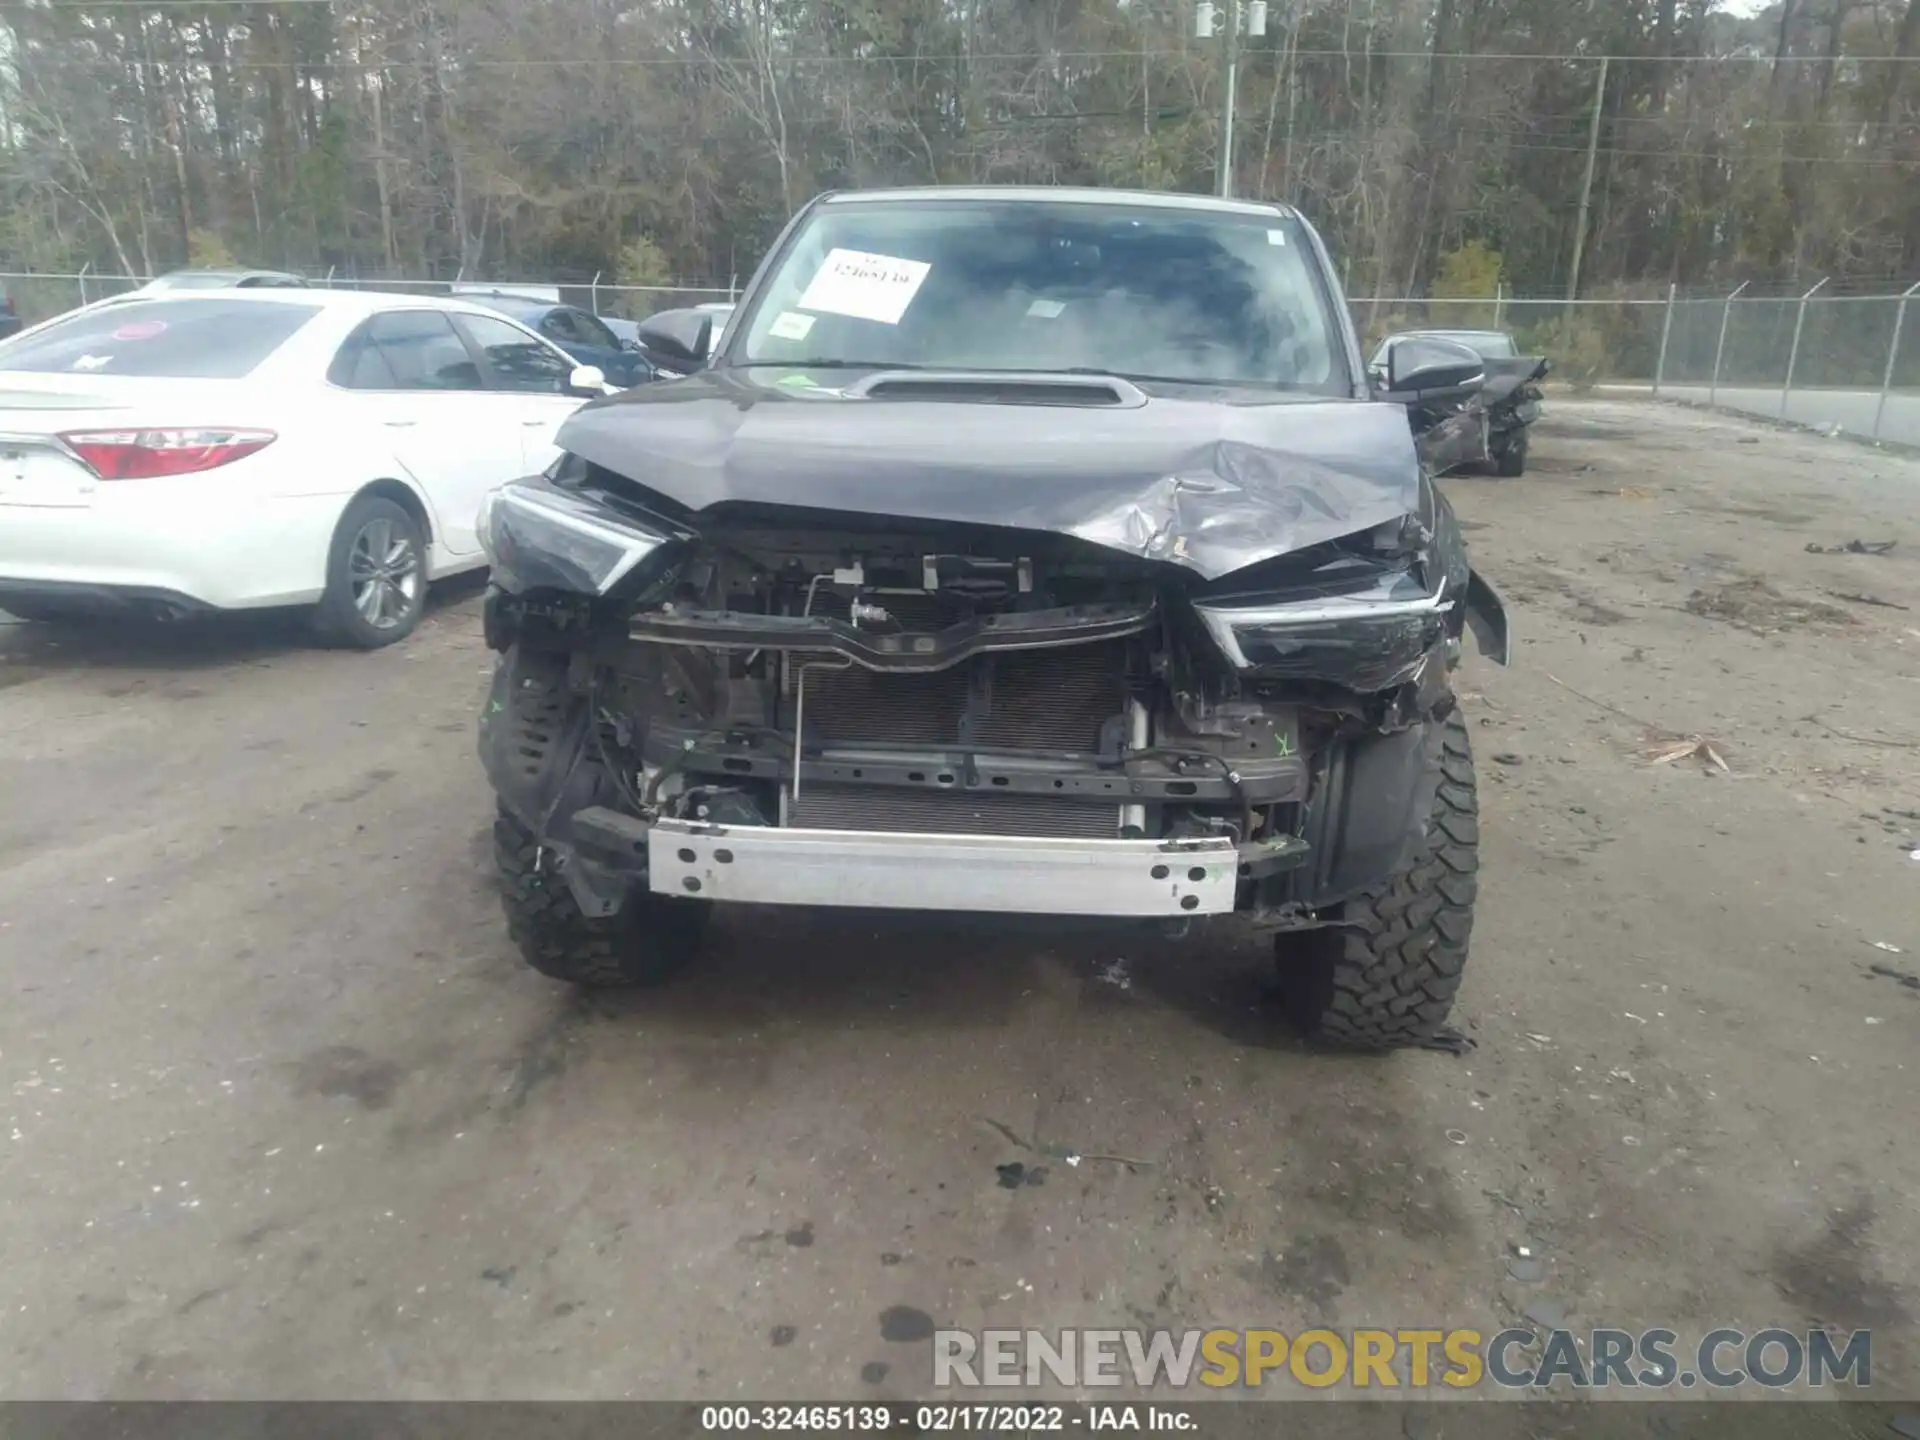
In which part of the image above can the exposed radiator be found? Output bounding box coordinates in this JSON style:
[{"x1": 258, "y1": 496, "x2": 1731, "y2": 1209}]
[
  {"x1": 803, "y1": 664, "x2": 971, "y2": 748},
  {"x1": 789, "y1": 783, "x2": 1120, "y2": 838},
  {"x1": 969, "y1": 646, "x2": 1122, "y2": 752},
  {"x1": 802, "y1": 640, "x2": 1126, "y2": 754}
]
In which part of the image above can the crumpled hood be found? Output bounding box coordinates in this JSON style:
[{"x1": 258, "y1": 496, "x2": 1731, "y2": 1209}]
[{"x1": 556, "y1": 367, "x2": 1422, "y2": 582}]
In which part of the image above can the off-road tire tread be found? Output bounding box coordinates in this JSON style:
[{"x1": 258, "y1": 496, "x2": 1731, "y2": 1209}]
[
  {"x1": 1283, "y1": 710, "x2": 1478, "y2": 1050},
  {"x1": 494, "y1": 809, "x2": 705, "y2": 987}
]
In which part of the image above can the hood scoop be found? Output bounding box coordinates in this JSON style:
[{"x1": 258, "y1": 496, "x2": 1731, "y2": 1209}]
[{"x1": 844, "y1": 371, "x2": 1147, "y2": 409}]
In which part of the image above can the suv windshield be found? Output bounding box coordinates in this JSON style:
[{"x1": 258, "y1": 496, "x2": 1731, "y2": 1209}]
[{"x1": 733, "y1": 198, "x2": 1348, "y2": 394}]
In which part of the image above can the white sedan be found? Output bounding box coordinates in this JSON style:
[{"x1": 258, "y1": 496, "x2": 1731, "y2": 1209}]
[{"x1": 0, "y1": 289, "x2": 605, "y2": 647}]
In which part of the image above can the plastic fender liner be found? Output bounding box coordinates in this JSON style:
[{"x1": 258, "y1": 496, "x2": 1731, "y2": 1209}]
[
  {"x1": 1464, "y1": 568, "x2": 1512, "y2": 666},
  {"x1": 1285, "y1": 719, "x2": 1443, "y2": 909},
  {"x1": 478, "y1": 648, "x2": 622, "y2": 846}
]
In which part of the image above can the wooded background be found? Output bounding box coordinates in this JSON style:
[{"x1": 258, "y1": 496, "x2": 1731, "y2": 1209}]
[{"x1": 2, "y1": 0, "x2": 1917, "y2": 302}]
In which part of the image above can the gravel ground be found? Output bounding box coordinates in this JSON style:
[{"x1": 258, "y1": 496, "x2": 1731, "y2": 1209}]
[{"x1": 1, "y1": 399, "x2": 1917, "y2": 1402}]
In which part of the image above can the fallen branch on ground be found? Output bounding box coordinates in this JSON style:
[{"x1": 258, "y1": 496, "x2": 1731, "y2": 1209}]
[
  {"x1": 1547, "y1": 674, "x2": 1731, "y2": 772},
  {"x1": 1801, "y1": 714, "x2": 1920, "y2": 750},
  {"x1": 1825, "y1": 590, "x2": 1911, "y2": 611},
  {"x1": 1545, "y1": 673, "x2": 1665, "y2": 732}
]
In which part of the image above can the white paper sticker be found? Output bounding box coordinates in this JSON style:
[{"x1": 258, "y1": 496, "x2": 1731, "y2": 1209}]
[
  {"x1": 767, "y1": 310, "x2": 816, "y2": 341},
  {"x1": 1266, "y1": 229, "x2": 1288, "y2": 246},
  {"x1": 1025, "y1": 298, "x2": 1066, "y2": 319},
  {"x1": 797, "y1": 248, "x2": 931, "y2": 325}
]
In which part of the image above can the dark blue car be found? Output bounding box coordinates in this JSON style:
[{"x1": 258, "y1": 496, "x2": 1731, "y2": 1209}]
[{"x1": 461, "y1": 293, "x2": 657, "y2": 388}]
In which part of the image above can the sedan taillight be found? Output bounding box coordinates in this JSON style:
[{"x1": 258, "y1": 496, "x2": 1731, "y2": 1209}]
[{"x1": 58, "y1": 427, "x2": 277, "y2": 480}]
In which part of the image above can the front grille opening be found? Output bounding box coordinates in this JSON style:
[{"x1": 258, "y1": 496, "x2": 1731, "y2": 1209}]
[
  {"x1": 789, "y1": 783, "x2": 1120, "y2": 839},
  {"x1": 801, "y1": 641, "x2": 1127, "y2": 753}
]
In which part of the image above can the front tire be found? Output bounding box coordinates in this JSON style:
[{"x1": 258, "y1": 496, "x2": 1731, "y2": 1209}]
[
  {"x1": 1275, "y1": 708, "x2": 1479, "y2": 1050},
  {"x1": 495, "y1": 808, "x2": 708, "y2": 987},
  {"x1": 1492, "y1": 429, "x2": 1529, "y2": 477},
  {"x1": 314, "y1": 495, "x2": 427, "y2": 648}
]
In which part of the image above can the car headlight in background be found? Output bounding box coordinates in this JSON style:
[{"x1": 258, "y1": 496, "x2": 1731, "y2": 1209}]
[{"x1": 477, "y1": 476, "x2": 671, "y2": 596}]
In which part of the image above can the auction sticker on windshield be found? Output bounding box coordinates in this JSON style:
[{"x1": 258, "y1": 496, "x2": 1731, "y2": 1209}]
[
  {"x1": 768, "y1": 311, "x2": 816, "y2": 341},
  {"x1": 798, "y1": 248, "x2": 930, "y2": 325}
]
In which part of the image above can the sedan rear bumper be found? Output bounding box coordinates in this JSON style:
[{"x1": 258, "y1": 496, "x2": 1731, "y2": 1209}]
[
  {"x1": 0, "y1": 482, "x2": 344, "y2": 610},
  {"x1": 0, "y1": 579, "x2": 210, "y2": 619}
]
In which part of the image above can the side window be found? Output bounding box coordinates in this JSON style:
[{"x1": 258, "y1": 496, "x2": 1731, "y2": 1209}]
[
  {"x1": 328, "y1": 325, "x2": 400, "y2": 389},
  {"x1": 570, "y1": 310, "x2": 621, "y2": 350},
  {"x1": 540, "y1": 311, "x2": 585, "y2": 346},
  {"x1": 364, "y1": 310, "x2": 482, "y2": 391},
  {"x1": 457, "y1": 313, "x2": 573, "y2": 393}
]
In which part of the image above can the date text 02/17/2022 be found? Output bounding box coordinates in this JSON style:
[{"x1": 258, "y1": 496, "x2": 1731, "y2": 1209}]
[{"x1": 698, "y1": 1405, "x2": 1196, "y2": 1432}]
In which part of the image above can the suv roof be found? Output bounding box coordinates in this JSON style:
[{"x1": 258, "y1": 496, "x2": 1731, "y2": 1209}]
[
  {"x1": 463, "y1": 293, "x2": 554, "y2": 317},
  {"x1": 820, "y1": 185, "x2": 1302, "y2": 220},
  {"x1": 1399, "y1": 328, "x2": 1512, "y2": 341},
  {"x1": 145, "y1": 268, "x2": 307, "y2": 290}
]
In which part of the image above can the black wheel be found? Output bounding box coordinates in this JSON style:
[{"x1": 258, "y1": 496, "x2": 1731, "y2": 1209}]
[
  {"x1": 314, "y1": 495, "x2": 427, "y2": 648},
  {"x1": 1275, "y1": 708, "x2": 1479, "y2": 1050},
  {"x1": 495, "y1": 807, "x2": 709, "y2": 987},
  {"x1": 1492, "y1": 429, "x2": 1528, "y2": 477}
]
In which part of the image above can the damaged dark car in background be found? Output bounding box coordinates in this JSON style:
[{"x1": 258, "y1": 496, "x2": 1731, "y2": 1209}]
[
  {"x1": 476, "y1": 188, "x2": 1510, "y2": 1051},
  {"x1": 1370, "y1": 327, "x2": 1550, "y2": 477}
]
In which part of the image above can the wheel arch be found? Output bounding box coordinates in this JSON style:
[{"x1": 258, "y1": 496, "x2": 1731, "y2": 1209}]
[{"x1": 346, "y1": 477, "x2": 440, "y2": 574}]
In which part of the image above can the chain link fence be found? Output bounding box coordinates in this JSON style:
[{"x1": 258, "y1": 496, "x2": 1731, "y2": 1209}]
[
  {"x1": 1658, "y1": 283, "x2": 1920, "y2": 445},
  {"x1": 3, "y1": 268, "x2": 1915, "y2": 444}
]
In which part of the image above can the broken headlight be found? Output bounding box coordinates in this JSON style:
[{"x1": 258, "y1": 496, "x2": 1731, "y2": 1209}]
[
  {"x1": 478, "y1": 476, "x2": 671, "y2": 597},
  {"x1": 1192, "y1": 569, "x2": 1449, "y2": 690}
]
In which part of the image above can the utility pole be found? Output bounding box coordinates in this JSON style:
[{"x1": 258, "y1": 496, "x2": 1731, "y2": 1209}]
[
  {"x1": 1565, "y1": 53, "x2": 1609, "y2": 317},
  {"x1": 1198, "y1": 2, "x2": 1266, "y2": 198}
]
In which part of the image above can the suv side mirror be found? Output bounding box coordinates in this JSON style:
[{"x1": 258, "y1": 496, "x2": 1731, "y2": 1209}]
[
  {"x1": 1378, "y1": 337, "x2": 1485, "y2": 405},
  {"x1": 636, "y1": 309, "x2": 714, "y2": 369},
  {"x1": 566, "y1": 364, "x2": 609, "y2": 397}
]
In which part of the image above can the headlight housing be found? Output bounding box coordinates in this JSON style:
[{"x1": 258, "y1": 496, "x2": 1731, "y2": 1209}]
[
  {"x1": 478, "y1": 476, "x2": 673, "y2": 597},
  {"x1": 1192, "y1": 570, "x2": 1449, "y2": 690}
]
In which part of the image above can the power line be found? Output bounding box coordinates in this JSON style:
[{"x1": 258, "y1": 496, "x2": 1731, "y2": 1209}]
[
  {"x1": 22, "y1": 54, "x2": 1920, "y2": 73},
  {"x1": 1454, "y1": 134, "x2": 1913, "y2": 165},
  {"x1": 0, "y1": 0, "x2": 336, "y2": 7},
  {"x1": 1602, "y1": 113, "x2": 1920, "y2": 130},
  {"x1": 8, "y1": 30, "x2": 1920, "y2": 64}
]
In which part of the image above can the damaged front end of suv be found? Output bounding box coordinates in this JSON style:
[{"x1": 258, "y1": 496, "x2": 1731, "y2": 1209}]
[{"x1": 475, "y1": 188, "x2": 1509, "y2": 1049}]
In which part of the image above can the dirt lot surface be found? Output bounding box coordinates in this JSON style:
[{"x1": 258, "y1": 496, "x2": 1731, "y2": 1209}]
[{"x1": 2, "y1": 400, "x2": 1918, "y2": 1404}]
